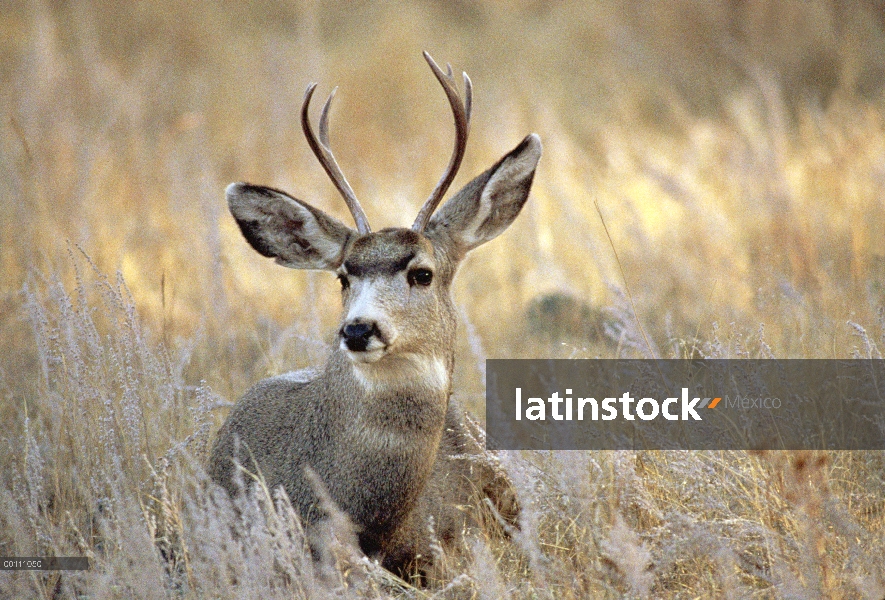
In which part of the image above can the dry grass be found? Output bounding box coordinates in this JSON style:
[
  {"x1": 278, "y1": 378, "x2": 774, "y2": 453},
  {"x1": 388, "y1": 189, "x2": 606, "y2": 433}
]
[{"x1": 2, "y1": 1, "x2": 885, "y2": 597}]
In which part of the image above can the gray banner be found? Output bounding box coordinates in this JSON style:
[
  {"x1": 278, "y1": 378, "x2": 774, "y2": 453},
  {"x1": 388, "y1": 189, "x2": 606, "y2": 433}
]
[
  {"x1": 0, "y1": 557, "x2": 90, "y2": 570},
  {"x1": 486, "y1": 360, "x2": 885, "y2": 450}
]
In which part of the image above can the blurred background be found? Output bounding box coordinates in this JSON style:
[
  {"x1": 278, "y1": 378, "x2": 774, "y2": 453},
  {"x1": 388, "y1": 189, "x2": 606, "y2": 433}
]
[
  {"x1": 3, "y1": 2, "x2": 885, "y2": 596},
  {"x1": 3, "y1": 0, "x2": 885, "y2": 399}
]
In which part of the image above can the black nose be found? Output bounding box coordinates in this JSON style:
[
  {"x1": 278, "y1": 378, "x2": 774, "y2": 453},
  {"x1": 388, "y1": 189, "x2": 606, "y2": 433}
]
[{"x1": 341, "y1": 322, "x2": 377, "y2": 352}]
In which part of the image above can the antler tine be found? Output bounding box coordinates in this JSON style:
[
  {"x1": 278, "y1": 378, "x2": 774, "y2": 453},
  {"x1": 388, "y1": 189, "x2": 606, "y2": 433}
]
[
  {"x1": 412, "y1": 51, "x2": 473, "y2": 232},
  {"x1": 301, "y1": 83, "x2": 371, "y2": 235}
]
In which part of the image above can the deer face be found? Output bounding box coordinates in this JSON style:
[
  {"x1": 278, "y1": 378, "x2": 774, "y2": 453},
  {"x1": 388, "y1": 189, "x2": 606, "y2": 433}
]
[
  {"x1": 226, "y1": 132, "x2": 540, "y2": 362},
  {"x1": 224, "y1": 53, "x2": 541, "y2": 383},
  {"x1": 336, "y1": 229, "x2": 456, "y2": 365}
]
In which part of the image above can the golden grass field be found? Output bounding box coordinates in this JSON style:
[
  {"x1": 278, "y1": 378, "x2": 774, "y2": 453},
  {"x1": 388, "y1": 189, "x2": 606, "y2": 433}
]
[{"x1": 2, "y1": 1, "x2": 885, "y2": 597}]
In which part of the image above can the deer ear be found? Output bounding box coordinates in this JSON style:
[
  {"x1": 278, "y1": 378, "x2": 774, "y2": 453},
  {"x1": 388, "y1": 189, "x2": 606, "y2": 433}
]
[
  {"x1": 425, "y1": 134, "x2": 541, "y2": 254},
  {"x1": 226, "y1": 183, "x2": 353, "y2": 270}
]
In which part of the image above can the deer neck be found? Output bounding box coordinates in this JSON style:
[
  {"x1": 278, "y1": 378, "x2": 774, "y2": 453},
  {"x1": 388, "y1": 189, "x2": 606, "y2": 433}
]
[
  {"x1": 326, "y1": 348, "x2": 453, "y2": 418},
  {"x1": 320, "y1": 349, "x2": 454, "y2": 540}
]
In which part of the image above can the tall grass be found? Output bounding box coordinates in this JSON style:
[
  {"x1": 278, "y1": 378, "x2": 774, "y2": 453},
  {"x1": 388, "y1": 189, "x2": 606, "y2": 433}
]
[{"x1": 2, "y1": 1, "x2": 884, "y2": 597}]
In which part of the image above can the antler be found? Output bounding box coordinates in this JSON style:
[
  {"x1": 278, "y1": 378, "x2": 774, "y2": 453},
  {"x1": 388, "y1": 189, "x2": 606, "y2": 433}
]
[
  {"x1": 301, "y1": 83, "x2": 371, "y2": 235},
  {"x1": 411, "y1": 51, "x2": 473, "y2": 232}
]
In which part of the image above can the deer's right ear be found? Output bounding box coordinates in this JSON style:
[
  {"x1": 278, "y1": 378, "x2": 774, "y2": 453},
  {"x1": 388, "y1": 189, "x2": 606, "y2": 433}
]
[{"x1": 226, "y1": 183, "x2": 353, "y2": 270}]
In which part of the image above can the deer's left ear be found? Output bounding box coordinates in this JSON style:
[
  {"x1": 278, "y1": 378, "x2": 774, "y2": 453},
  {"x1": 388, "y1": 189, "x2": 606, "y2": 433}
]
[{"x1": 425, "y1": 134, "x2": 541, "y2": 254}]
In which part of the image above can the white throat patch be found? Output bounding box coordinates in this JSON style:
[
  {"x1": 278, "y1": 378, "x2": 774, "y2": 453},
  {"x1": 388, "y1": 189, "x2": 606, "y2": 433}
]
[{"x1": 350, "y1": 353, "x2": 449, "y2": 394}]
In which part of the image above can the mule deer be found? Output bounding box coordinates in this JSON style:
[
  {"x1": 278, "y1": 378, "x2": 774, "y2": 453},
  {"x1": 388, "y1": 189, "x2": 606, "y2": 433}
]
[{"x1": 209, "y1": 52, "x2": 541, "y2": 578}]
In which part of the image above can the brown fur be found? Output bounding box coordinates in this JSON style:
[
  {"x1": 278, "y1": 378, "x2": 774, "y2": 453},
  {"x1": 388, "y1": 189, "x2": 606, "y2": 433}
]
[{"x1": 209, "y1": 111, "x2": 541, "y2": 577}]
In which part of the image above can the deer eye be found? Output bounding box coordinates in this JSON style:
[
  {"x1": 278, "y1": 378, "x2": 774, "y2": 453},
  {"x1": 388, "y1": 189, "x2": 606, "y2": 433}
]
[
  {"x1": 337, "y1": 274, "x2": 350, "y2": 291},
  {"x1": 407, "y1": 268, "x2": 433, "y2": 287}
]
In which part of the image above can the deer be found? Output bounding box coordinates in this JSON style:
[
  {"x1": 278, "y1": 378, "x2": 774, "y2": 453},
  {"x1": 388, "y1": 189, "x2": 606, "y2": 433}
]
[{"x1": 208, "y1": 52, "x2": 541, "y2": 580}]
